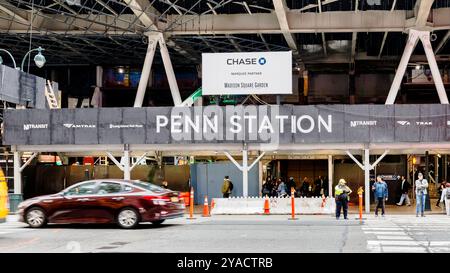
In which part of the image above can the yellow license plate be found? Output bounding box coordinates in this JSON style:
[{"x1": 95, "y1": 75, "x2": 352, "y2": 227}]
[{"x1": 170, "y1": 197, "x2": 179, "y2": 202}]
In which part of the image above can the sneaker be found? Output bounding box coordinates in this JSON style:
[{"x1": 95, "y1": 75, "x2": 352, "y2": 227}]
[
  {"x1": 375, "y1": 214, "x2": 378, "y2": 217},
  {"x1": 382, "y1": 214, "x2": 385, "y2": 217},
  {"x1": 396, "y1": 203, "x2": 402, "y2": 206}
]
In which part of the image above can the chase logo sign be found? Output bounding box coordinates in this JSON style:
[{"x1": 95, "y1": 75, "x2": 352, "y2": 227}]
[{"x1": 258, "y1": 57, "x2": 266, "y2": 65}]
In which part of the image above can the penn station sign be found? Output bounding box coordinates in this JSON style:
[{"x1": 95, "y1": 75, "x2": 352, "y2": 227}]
[
  {"x1": 3, "y1": 104, "x2": 450, "y2": 145},
  {"x1": 202, "y1": 51, "x2": 292, "y2": 95}
]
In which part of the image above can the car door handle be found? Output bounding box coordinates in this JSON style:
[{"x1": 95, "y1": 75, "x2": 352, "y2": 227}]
[
  {"x1": 111, "y1": 197, "x2": 124, "y2": 201},
  {"x1": 76, "y1": 198, "x2": 92, "y2": 202}
]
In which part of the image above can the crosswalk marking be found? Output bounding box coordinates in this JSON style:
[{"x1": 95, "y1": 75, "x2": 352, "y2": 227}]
[
  {"x1": 363, "y1": 216, "x2": 450, "y2": 253},
  {"x1": 376, "y1": 235, "x2": 413, "y2": 240}
]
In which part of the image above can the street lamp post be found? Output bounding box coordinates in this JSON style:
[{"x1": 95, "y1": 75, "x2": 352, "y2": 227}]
[
  {"x1": 0, "y1": 49, "x2": 17, "y2": 69},
  {"x1": 0, "y1": 47, "x2": 46, "y2": 72},
  {"x1": 20, "y1": 47, "x2": 46, "y2": 72}
]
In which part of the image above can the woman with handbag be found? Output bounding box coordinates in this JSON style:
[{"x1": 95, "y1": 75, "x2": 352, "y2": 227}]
[{"x1": 335, "y1": 179, "x2": 352, "y2": 220}]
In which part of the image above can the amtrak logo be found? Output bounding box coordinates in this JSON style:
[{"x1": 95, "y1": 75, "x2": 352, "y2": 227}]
[
  {"x1": 63, "y1": 123, "x2": 96, "y2": 129},
  {"x1": 258, "y1": 57, "x2": 267, "y2": 65},
  {"x1": 397, "y1": 121, "x2": 411, "y2": 126}
]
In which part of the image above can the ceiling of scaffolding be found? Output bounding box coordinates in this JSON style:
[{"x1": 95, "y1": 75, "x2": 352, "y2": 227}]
[{"x1": 0, "y1": 0, "x2": 449, "y2": 65}]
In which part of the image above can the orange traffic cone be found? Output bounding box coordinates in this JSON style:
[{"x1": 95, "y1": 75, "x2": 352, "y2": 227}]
[
  {"x1": 202, "y1": 196, "x2": 210, "y2": 217},
  {"x1": 263, "y1": 195, "x2": 270, "y2": 215},
  {"x1": 211, "y1": 199, "x2": 215, "y2": 210}
]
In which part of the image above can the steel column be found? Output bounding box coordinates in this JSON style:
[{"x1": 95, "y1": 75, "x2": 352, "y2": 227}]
[
  {"x1": 123, "y1": 146, "x2": 131, "y2": 180},
  {"x1": 159, "y1": 36, "x2": 182, "y2": 106},
  {"x1": 386, "y1": 30, "x2": 420, "y2": 104},
  {"x1": 328, "y1": 155, "x2": 333, "y2": 197},
  {"x1": 134, "y1": 35, "x2": 158, "y2": 107},
  {"x1": 419, "y1": 31, "x2": 449, "y2": 104},
  {"x1": 13, "y1": 151, "x2": 22, "y2": 194},
  {"x1": 364, "y1": 149, "x2": 370, "y2": 213}
]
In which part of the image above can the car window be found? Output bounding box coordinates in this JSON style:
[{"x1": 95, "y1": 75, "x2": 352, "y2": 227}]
[
  {"x1": 131, "y1": 181, "x2": 167, "y2": 193},
  {"x1": 65, "y1": 182, "x2": 98, "y2": 196},
  {"x1": 97, "y1": 182, "x2": 123, "y2": 195}
]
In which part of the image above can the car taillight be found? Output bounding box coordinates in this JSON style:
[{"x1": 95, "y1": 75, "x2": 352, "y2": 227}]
[{"x1": 144, "y1": 195, "x2": 170, "y2": 205}]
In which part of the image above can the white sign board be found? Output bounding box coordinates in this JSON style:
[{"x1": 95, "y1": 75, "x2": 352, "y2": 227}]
[{"x1": 202, "y1": 51, "x2": 292, "y2": 95}]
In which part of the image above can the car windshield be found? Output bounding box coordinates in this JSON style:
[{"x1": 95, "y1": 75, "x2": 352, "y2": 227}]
[{"x1": 131, "y1": 181, "x2": 167, "y2": 193}]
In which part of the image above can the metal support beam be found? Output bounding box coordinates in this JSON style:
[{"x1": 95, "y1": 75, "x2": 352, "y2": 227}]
[
  {"x1": 272, "y1": 0, "x2": 298, "y2": 53},
  {"x1": 224, "y1": 148, "x2": 265, "y2": 197},
  {"x1": 435, "y1": 30, "x2": 450, "y2": 54},
  {"x1": 0, "y1": 4, "x2": 29, "y2": 25},
  {"x1": 385, "y1": 29, "x2": 420, "y2": 104},
  {"x1": 370, "y1": 149, "x2": 389, "y2": 170},
  {"x1": 345, "y1": 150, "x2": 365, "y2": 170},
  {"x1": 106, "y1": 152, "x2": 124, "y2": 171},
  {"x1": 328, "y1": 155, "x2": 333, "y2": 197},
  {"x1": 242, "y1": 148, "x2": 248, "y2": 197},
  {"x1": 133, "y1": 34, "x2": 158, "y2": 107},
  {"x1": 419, "y1": 31, "x2": 449, "y2": 104},
  {"x1": 123, "y1": 148, "x2": 131, "y2": 180},
  {"x1": 159, "y1": 37, "x2": 182, "y2": 106},
  {"x1": 363, "y1": 149, "x2": 370, "y2": 213},
  {"x1": 130, "y1": 152, "x2": 148, "y2": 171},
  {"x1": 13, "y1": 151, "x2": 22, "y2": 194},
  {"x1": 19, "y1": 152, "x2": 38, "y2": 172},
  {"x1": 414, "y1": 0, "x2": 435, "y2": 27},
  {"x1": 223, "y1": 151, "x2": 243, "y2": 171},
  {"x1": 378, "y1": 0, "x2": 397, "y2": 59},
  {"x1": 248, "y1": 152, "x2": 266, "y2": 171}
]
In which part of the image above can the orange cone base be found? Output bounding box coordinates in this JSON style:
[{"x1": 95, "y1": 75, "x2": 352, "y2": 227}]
[{"x1": 288, "y1": 217, "x2": 298, "y2": 220}]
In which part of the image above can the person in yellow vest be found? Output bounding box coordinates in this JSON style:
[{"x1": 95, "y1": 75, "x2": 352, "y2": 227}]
[
  {"x1": 0, "y1": 168, "x2": 8, "y2": 223},
  {"x1": 335, "y1": 179, "x2": 352, "y2": 220}
]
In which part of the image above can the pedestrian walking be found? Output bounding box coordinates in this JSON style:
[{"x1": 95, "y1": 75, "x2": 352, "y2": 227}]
[
  {"x1": 436, "y1": 180, "x2": 446, "y2": 208},
  {"x1": 372, "y1": 176, "x2": 388, "y2": 217},
  {"x1": 221, "y1": 176, "x2": 233, "y2": 198},
  {"x1": 415, "y1": 173, "x2": 429, "y2": 217},
  {"x1": 396, "y1": 175, "x2": 411, "y2": 206},
  {"x1": 335, "y1": 179, "x2": 352, "y2": 220},
  {"x1": 439, "y1": 182, "x2": 450, "y2": 216}
]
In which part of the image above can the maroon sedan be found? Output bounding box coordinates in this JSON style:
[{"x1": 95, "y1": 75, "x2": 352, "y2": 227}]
[{"x1": 17, "y1": 179, "x2": 185, "y2": 229}]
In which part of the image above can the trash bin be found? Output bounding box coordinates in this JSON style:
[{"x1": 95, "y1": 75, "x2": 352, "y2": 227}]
[{"x1": 8, "y1": 194, "x2": 23, "y2": 214}]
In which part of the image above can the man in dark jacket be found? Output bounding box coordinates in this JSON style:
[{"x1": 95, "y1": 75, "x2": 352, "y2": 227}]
[
  {"x1": 314, "y1": 176, "x2": 325, "y2": 197},
  {"x1": 396, "y1": 175, "x2": 411, "y2": 206},
  {"x1": 286, "y1": 177, "x2": 296, "y2": 196}
]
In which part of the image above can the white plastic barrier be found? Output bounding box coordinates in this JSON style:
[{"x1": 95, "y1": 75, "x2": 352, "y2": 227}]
[{"x1": 211, "y1": 196, "x2": 336, "y2": 215}]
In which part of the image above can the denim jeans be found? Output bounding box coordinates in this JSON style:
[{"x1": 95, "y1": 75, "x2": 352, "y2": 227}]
[
  {"x1": 398, "y1": 193, "x2": 411, "y2": 205},
  {"x1": 416, "y1": 193, "x2": 426, "y2": 215}
]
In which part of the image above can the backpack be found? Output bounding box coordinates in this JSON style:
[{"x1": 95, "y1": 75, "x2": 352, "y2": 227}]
[
  {"x1": 229, "y1": 181, "x2": 234, "y2": 191},
  {"x1": 221, "y1": 181, "x2": 229, "y2": 194}
]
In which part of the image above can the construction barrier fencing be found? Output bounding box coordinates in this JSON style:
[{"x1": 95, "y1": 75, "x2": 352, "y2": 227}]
[{"x1": 210, "y1": 196, "x2": 336, "y2": 215}]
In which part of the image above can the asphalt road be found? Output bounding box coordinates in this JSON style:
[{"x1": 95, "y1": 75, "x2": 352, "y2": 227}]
[{"x1": 1, "y1": 214, "x2": 450, "y2": 253}]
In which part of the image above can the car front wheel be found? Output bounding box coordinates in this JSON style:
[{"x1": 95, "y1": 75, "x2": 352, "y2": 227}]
[
  {"x1": 117, "y1": 208, "x2": 139, "y2": 229},
  {"x1": 25, "y1": 207, "x2": 47, "y2": 228}
]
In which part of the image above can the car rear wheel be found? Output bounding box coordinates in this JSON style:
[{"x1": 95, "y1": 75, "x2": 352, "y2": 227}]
[
  {"x1": 25, "y1": 207, "x2": 47, "y2": 228},
  {"x1": 117, "y1": 208, "x2": 139, "y2": 229},
  {"x1": 151, "y1": 220, "x2": 165, "y2": 226}
]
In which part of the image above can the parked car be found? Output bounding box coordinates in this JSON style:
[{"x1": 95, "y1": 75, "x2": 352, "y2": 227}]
[{"x1": 17, "y1": 179, "x2": 185, "y2": 229}]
